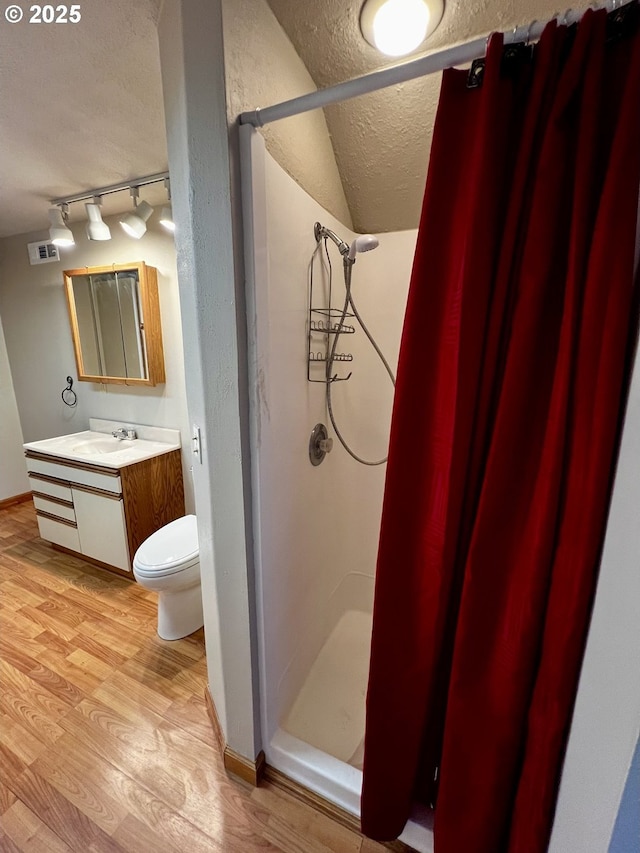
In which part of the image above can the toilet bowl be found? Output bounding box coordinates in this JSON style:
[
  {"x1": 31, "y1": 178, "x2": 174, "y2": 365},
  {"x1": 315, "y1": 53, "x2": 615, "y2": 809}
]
[{"x1": 132, "y1": 514, "x2": 203, "y2": 640}]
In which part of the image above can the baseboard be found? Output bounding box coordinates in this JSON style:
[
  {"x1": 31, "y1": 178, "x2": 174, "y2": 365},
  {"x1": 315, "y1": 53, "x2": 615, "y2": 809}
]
[
  {"x1": 204, "y1": 686, "x2": 265, "y2": 786},
  {"x1": 0, "y1": 492, "x2": 32, "y2": 510},
  {"x1": 223, "y1": 746, "x2": 266, "y2": 786},
  {"x1": 264, "y1": 765, "x2": 416, "y2": 852},
  {"x1": 202, "y1": 688, "x2": 410, "y2": 847}
]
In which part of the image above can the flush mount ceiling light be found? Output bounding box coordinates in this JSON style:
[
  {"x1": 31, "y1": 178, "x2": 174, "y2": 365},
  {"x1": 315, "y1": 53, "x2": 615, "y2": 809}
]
[
  {"x1": 159, "y1": 177, "x2": 175, "y2": 232},
  {"x1": 119, "y1": 187, "x2": 153, "y2": 239},
  {"x1": 48, "y1": 204, "x2": 75, "y2": 247},
  {"x1": 85, "y1": 197, "x2": 111, "y2": 241},
  {"x1": 360, "y1": 0, "x2": 444, "y2": 57}
]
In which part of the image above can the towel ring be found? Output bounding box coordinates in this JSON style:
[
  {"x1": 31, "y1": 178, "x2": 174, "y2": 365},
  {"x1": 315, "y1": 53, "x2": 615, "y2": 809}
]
[{"x1": 61, "y1": 375, "x2": 77, "y2": 407}]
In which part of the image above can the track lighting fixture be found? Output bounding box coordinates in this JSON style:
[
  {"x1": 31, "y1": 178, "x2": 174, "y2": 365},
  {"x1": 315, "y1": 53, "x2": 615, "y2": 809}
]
[
  {"x1": 85, "y1": 197, "x2": 111, "y2": 241},
  {"x1": 119, "y1": 188, "x2": 153, "y2": 239},
  {"x1": 48, "y1": 204, "x2": 75, "y2": 247},
  {"x1": 49, "y1": 171, "x2": 171, "y2": 249}
]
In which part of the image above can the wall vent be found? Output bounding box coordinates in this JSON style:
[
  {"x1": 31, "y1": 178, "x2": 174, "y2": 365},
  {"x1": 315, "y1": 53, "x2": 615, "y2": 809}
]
[{"x1": 27, "y1": 240, "x2": 60, "y2": 265}]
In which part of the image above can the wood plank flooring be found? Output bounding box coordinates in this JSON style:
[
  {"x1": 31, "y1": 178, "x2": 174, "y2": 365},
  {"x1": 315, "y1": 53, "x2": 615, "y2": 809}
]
[{"x1": 0, "y1": 501, "x2": 391, "y2": 853}]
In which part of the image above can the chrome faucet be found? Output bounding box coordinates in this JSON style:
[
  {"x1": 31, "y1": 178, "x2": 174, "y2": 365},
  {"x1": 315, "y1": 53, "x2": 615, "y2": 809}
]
[{"x1": 112, "y1": 427, "x2": 137, "y2": 441}]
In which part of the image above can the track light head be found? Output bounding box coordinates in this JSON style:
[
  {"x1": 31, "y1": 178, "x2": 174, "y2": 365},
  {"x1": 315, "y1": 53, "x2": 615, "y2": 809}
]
[
  {"x1": 48, "y1": 205, "x2": 75, "y2": 247},
  {"x1": 119, "y1": 194, "x2": 153, "y2": 239},
  {"x1": 159, "y1": 205, "x2": 175, "y2": 232},
  {"x1": 85, "y1": 200, "x2": 111, "y2": 241},
  {"x1": 158, "y1": 178, "x2": 175, "y2": 232}
]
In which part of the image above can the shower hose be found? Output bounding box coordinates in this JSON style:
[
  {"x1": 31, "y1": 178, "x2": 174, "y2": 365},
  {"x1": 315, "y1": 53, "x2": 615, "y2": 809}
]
[{"x1": 325, "y1": 256, "x2": 396, "y2": 466}]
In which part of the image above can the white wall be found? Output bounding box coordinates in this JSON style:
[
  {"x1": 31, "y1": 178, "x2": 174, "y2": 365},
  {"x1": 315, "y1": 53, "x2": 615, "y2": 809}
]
[
  {"x1": 157, "y1": 0, "x2": 356, "y2": 760},
  {"x1": 244, "y1": 131, "x2": 415, "y2": 743},
  {"x1": 159, "y1": 0, "x2": 260, "y2": 758},
  {"x1": 0, "y1": 208, "x2": 194, "y2": 512},
  {"x1": 0, "y1": 315, "x2": 29, "y2": 500}
]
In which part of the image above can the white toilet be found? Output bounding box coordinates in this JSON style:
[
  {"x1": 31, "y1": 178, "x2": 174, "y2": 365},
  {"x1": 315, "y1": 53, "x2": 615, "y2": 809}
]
[{"x1": 132, "y1": 514, "x2": 203, "y2": 641}]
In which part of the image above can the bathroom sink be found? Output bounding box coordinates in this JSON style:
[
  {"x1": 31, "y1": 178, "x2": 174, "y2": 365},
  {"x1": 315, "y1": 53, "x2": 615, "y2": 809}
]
[{"x1": 71, "y1": 438, "x2": 127, "y2": 455}]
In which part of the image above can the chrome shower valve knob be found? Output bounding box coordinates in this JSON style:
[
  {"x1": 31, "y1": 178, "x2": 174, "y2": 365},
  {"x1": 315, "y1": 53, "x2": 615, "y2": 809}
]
[{"x1": 309, "y1": 423, "x2": 332, "y2": 466}]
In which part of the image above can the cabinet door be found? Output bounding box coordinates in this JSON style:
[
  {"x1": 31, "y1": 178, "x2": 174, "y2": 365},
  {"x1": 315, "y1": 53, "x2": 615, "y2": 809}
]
[
  {"x1": 72, "y1": 488, "x2": 131, "y2": 572},
  {"x1": 36, "y1": 514, "x2": 81, "y2": 553}
]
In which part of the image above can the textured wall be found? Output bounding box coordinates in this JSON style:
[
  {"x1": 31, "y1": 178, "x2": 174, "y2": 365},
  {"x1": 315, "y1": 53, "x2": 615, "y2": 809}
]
[{"x1": 222, "y1": 0, "x2": 353, "y2": 229}]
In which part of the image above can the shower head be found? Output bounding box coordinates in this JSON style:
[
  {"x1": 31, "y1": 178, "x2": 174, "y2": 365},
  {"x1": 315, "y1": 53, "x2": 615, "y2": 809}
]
[
  {"x1": 314, "y1": 222, "x2": 379, "y2": 264},
  {"x1": 347, "y1": 234, "x2": 379, "y2": 261}
]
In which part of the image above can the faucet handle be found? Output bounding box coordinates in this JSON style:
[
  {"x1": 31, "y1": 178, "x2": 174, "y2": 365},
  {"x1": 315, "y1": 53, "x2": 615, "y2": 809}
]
[{"x1": 126, "y1": 429, "x2": 137, "y2": 440}]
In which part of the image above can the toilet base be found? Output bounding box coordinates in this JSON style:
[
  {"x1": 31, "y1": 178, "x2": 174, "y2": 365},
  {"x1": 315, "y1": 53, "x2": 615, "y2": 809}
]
[{"x1": 157, "y1": 583, "x2": 204, "y2": 640}]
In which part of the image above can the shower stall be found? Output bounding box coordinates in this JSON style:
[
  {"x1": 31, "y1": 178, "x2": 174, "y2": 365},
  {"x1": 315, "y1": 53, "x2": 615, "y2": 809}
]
[{"x1": 240, "y1": 127, "x2": 429, "y2": 849}]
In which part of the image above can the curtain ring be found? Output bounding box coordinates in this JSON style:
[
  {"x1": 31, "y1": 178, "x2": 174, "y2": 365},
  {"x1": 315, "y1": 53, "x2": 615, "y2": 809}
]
[{"x1": 526, "y1": 20, "x2": 537, "y2": 45}]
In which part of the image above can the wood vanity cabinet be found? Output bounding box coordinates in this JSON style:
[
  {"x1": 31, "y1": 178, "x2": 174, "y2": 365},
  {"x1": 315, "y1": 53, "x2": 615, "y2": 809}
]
[{"x1": 25, "y1": 449, "x2": 184, "y2": 576}]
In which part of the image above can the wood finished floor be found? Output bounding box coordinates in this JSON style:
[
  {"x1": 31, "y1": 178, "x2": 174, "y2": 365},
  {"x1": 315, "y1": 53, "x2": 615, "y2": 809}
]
[{"x1": 0, "y1": 501, "x2": 390, "y2": 853}]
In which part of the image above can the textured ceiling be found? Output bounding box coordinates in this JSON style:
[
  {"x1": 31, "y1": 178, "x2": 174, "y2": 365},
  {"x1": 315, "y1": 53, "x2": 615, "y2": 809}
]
[
  {"x1": 0, "y1": 0, "x2": 593, "y2": 239},
  {"x1": 266, "y1": 0, "x2": 591, "y2": 232},
  {"x1": 0, "y1": 0, "x2": 166, "y2": 238}
]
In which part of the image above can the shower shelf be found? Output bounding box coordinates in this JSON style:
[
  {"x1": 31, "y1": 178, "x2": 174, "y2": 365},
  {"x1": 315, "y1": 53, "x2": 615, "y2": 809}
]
[
  {"x1": 308, "y1": 308, "x2": 355, "y2": 383},
  {"x1": 308, "y1": 352, "x2": 353, "y2": 363},
  {"x1": 309, "y1": 309, "x2": 356, "y2": 335}
]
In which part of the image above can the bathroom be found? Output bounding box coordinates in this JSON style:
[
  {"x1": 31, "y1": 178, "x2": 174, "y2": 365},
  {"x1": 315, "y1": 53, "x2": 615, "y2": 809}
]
[{"x1": 1, "y1": 1, "x2": 640, "y2": 851}]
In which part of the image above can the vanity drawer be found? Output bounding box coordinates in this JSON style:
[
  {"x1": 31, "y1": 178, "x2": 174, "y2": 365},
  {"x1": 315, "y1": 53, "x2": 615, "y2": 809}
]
[
  {"x1": 36, "y1": 514, "x2": 81, "y2": 553},
  {"x1": 32, "y1": 495, "x2": 76, "y2": 523},
  {"x1": 28, "y1": 474, "x2": 73, "y2": 502},
  {"x1": 26, "y1": 456, "x2": 121, "y2": 494}
]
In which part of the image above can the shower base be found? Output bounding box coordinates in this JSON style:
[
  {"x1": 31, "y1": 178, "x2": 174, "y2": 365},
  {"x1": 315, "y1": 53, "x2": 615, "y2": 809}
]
[
  {"x1": 283, "y1": 609, "x2": 370, "y2": 768},
  {"x1": 268, "y1": 609, "x2": 434, "y2": 852}
]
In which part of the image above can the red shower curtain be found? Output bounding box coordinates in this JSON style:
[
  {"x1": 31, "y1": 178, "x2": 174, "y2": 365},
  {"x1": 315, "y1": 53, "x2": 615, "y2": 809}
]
[{"x1": 361, "y1": 7, "x2": 640, "y2": 852}]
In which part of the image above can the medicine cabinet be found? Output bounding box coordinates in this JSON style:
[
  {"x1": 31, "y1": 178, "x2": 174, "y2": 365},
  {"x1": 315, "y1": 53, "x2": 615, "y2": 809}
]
[{"x1": 63, "y1": 262, "x2": 165, "y2": 386}]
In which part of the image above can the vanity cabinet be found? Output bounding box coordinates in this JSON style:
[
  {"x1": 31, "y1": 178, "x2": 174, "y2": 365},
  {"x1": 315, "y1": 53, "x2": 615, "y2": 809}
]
[{"x1": 25, "y1": 449, "x2": 184, "y2": 576}]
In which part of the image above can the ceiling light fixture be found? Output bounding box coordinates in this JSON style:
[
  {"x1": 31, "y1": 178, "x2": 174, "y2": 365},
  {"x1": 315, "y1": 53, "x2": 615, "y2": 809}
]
[
  {"x1": 119, "y1": 187, "x2": 153, "y2": 239},
  {"x1": 159, "y1": 177, "x2": 175, "y2": 232},
  {"x1": 85, "y1": 197, "x2": 111, "y2": 241},
  {"x1": 360, "y1": 0, "x2": 444, "y2": 57},
  {"x1": 49, "y1": 171, "x2": 171, "y2": 246},
  {"x1": 48, "y1": 204, "x2": 75, "y2": 247}
]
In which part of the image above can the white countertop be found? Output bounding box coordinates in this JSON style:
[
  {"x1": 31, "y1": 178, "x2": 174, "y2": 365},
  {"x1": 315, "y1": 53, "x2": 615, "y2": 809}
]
[{"x1": 23, "y1": 420, "x2": 181, "y2": 469}]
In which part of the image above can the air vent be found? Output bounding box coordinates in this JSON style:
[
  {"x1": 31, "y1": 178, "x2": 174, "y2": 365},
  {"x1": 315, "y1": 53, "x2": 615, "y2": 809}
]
[{"x1": 27, "y1": 240, "x2": 60, "y2": 265}]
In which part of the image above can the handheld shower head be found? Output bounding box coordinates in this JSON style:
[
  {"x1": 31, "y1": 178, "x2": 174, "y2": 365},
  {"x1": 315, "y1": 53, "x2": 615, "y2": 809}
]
[
  {"x1": 347, "y1": 234, "x2": 379, "y2": 261},
  {"x1": 314, "y1": 222, "x2": 379, "y2": 264}
]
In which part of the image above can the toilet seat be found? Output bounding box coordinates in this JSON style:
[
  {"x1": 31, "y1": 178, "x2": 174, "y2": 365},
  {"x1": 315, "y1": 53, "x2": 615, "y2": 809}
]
[{"x1": 133, "y1": 514, "x2": 198, "y2": 577}]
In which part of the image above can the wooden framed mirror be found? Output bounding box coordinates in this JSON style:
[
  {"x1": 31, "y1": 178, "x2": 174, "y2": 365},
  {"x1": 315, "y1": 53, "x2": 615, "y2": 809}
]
[{"x1": 64, "y1": 262, "x2": 165, "y2": 386}]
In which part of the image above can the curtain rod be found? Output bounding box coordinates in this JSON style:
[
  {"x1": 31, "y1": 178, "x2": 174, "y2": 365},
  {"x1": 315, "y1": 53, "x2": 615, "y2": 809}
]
[{"x1": 239, "y1": 0, "x2": 626, "y2": 128}]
